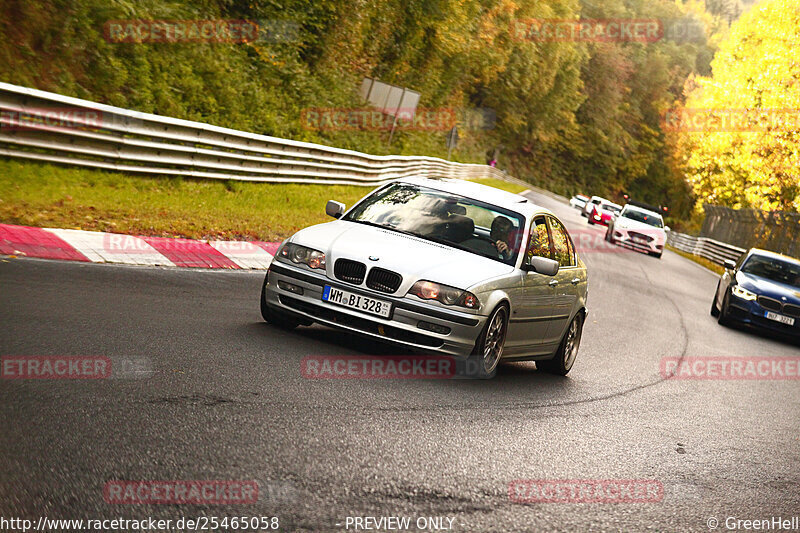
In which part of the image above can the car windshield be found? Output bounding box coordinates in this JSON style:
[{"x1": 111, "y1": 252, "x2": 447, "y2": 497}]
[
  {"x1": 343, "y1": 183, "x2": 525, "y2": 265},
  {"x1": 603, "y1": 205, "x2": 621, "y2": 214},
  {"x1": 740, "y1": 255, "x2": 800, "y2": 289},
  {"x1": 621, "y1": 208, "x2": 663, "y2": 228}
]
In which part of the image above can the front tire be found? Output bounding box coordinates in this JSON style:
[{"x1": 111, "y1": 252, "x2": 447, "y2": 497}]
[
  {"x1": 710, "y1": 282, "x2": 721, "y2": 317},
  {"x1": 539, "y1": 313, "x2": 584, "y2": 376},
  {"x1": 717, "y1": 291, "x2": 733, "y2": 327},
  {"x1": 467, "y1": 305, "x2": 509, "y2": 379}
]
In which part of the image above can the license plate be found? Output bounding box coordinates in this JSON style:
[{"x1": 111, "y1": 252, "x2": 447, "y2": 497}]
[
  {"x1": 322, "y1": 285, "x2": 392, "y2": 318},
  {"x1": 632, "y1": 237, "x2": 647, "y2": 245},
  {"x1": 764, "y1": 311, "x2": 795, "y2": 326}
]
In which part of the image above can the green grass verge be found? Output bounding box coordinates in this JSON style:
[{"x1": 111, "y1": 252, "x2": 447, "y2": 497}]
[
  {"x1": 0, "y1": 159, "x2": 528, "y2": 241},
  {"x1": 666, "y1": 244, "x2": 725, "y2": 275}
]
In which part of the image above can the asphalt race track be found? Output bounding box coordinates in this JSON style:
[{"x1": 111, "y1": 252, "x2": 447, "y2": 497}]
[{"x1": 1, "y1": 190, "x2": 799, "y2": 532}]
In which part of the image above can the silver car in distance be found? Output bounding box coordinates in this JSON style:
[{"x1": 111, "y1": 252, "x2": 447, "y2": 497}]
[{"x1": 260, "y1": 177, "x2": 589, "y2": 378}]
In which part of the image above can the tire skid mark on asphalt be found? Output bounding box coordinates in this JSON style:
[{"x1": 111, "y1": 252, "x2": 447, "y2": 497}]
[
  {"x1": 455, "y1": 191, "x2": 695, "y2": 411},
  {"x1": 498, "y1": 236, "x2": 692, "y2": 410},
  {"x1": 216, "y1": 246, "x2": 694, "y2": 414}
]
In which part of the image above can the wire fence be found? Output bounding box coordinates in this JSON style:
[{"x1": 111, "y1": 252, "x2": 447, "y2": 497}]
[{"x1": 701, "y1": 204, "x2": 800, "y2": 258}]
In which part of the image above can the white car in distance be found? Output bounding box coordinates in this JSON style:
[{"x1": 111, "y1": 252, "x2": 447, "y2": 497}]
[
  {"x1": 605, "y1": 204, "x2": 668, "y2": 259},
  {"x1": 570, "y1": 194, "x2": 589, "y2": 210}
]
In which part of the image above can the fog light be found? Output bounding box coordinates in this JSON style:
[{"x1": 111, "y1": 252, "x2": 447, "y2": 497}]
[
  {"x1": 417, "y1": 321, "x2": 451, "y2": 335},
  {"x1": 278, "y1": 280, "x2": 304, "y2": 295}
]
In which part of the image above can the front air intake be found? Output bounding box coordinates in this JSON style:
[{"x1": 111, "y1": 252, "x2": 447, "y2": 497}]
[
  {"x1": 334, "y1": 259, "x2": 366, "y2": 285},
  {"x1": 366, "y1": 268, "x2": 402, "y2": 294}
]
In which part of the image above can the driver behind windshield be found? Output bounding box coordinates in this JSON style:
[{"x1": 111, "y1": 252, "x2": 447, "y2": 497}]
[{"x1": 491, "y1": 215, "x2": 514, "y2": 259}]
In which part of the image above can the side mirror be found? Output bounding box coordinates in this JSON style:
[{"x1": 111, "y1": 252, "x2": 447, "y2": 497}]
[
  {"x1": 326, "y1": 200, "x2": 345, "y2": 219},
  {"x1": 524, "y1": 256, "x2": 560, "y2": 276},
  {"x1": 723, "y1": 259, "x2": 736, "y2": 271},
  {"x1": 664, "y1": 225, "x2": 671, "y2": 232}
]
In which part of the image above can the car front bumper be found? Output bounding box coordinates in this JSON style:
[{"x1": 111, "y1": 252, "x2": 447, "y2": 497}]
[
  {"x1": 263, "y1": 261, "x2": 488, "y2": 356},
  {"x1": 725, "y1": 296, "x2": 800, "y2": 338},
  {"x1": 612, "y1": 229, "x2": 664, "y2": 254}
]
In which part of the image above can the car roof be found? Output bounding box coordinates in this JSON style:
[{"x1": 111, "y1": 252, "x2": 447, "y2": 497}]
[
  {"x1": 747, "y1": 248, "x2": 800, "y2": 264},
  {"x1": 394, "y1": 177, "x2": 552, "y2": 219}
]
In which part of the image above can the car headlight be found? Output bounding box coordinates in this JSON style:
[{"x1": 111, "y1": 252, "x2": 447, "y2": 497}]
[
  {"x1": 408, "y1": 280, "x2": 480, "y2": 309},
  {"x1": 279, "y1": 242, "x2": 326, "y2": 270},
  {"x1": 731, "y1": 285, "x2": 757, "y2": 301}
]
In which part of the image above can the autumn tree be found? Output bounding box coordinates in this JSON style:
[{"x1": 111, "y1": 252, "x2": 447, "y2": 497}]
[{"x1": 677, "y1": 0, "x2": 800, "y2": 213}]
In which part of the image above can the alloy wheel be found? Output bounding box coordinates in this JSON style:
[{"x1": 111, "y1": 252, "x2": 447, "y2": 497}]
[{"x1": 482, "y1": 308, "x2": 507, "y2": 373}]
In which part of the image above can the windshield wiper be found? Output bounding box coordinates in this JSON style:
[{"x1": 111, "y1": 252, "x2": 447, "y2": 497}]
[
  {"x1": 348, "y1": 219, "x2": 428, "y2": 240},
  {"x1": 348, "y1": 219, "x2": 398, "y2": 232},
  {"x1": 404, "y1": 230, "x2": 510, "y2": 263}
]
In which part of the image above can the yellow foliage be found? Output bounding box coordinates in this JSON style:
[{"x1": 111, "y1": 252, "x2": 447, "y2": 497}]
[{"x1": 678, "y1": 0, "x2": 800, "y2": 213}]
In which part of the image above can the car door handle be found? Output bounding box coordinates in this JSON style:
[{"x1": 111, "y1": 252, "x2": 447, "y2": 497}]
[
  {"x1": 548, "y1": 279, "x2": 559, "y2": 287},
  {"x1": 571, "y1": 278, "x2": 581, "y2": 285}
]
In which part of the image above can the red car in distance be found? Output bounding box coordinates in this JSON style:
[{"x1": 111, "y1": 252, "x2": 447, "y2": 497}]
[{"x1": 588, "y1": 201, "x2": 622, "y2": 226}]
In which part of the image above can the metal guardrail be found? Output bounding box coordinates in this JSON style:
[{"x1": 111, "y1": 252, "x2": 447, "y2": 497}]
[
  {"x1": 701, "y1": 204, "x2": 799, "y2": 258},
  {"x1": 667, "y1": 231, "x2": 747, "y2": 266},
  {"x1": 0, "y1": 82, "x2": 522, "y2": 187}
]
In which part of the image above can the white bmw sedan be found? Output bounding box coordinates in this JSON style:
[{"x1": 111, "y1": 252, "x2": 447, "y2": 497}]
[{"x1": 260, "y1": 178, "x2": 589, "y2": 377}]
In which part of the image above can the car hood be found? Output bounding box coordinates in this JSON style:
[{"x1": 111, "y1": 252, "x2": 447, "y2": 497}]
[
  {"x1": 289, "y1": 220, "x2": 516, "y2": 291},
  {"x1": 614, "y1": 217, "x2": 665, "y2": 237},
  {"x1": 736, "y1": 271, "x2": 800, "y2": 304}
]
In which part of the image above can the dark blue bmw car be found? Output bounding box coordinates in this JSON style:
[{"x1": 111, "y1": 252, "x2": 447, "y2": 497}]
[{"x1": 711, "y1": 248, "x2": 800, "y2": 339}]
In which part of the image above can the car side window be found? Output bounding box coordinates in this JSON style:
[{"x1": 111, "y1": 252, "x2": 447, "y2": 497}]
[
  {"x1": 525, "y1": 216, "x2": 551, "y2": 263},
  {"x1": 549, "y1": 216, "x2": 574, "y2": 267}
]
